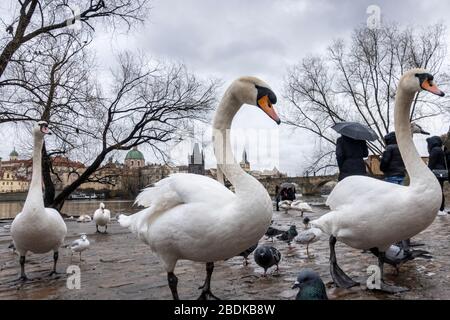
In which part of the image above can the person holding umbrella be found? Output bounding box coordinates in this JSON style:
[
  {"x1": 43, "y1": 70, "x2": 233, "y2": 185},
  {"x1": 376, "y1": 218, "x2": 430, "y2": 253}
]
[{"x1": 332, "y1": 122, "x2": 377, "y2": 181}]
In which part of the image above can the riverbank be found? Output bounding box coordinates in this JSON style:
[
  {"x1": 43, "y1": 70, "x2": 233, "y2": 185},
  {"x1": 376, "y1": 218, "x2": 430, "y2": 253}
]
[{"x1": 1, "y1": 207, "x2": 450, "y2": 300}]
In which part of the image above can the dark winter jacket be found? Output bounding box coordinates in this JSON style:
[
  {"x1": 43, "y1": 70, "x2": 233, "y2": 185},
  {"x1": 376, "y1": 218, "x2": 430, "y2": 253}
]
[
  {"x1": 336, "y1": 136, "x2": 369, "y2": 181},
  {"x1": 427, "y1": 136, "x2": 446, "y2": 171},
  {"x1": 380, "y1": 132, "x2": 405, "y2": 177}
]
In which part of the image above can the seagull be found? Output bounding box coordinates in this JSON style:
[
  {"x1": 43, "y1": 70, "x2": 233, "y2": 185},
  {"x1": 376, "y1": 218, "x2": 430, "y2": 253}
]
[
  {"x1": 277, "y1": 225, "x2": 298, "y2": 247},
  {"x1": 70, "y1": 233, "x2": 90, "y2": 262},
  {"x1": 8, "y1": 242, "x2": 16, "y2": 253},
  {"x1": 253, "y1": 246, "x2": 281, "y2": 276},
  {"x1": 238, "y1": 243, "x2": 258, "y2": 266},
  {"x1": 293, "y1": 269, "x2": 328, "y2": 300},
  {"x1": 295, "y1": 218, "x2": 322, "y2": 257}
]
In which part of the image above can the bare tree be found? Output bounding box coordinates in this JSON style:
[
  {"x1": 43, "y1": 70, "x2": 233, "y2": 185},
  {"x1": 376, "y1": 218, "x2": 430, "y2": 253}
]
[
  {"x1": 284, "y1": 23, "x2": 449, "y2": 174},
  {"x1": 48, "y1": 54, "x2": 217, "y2": 210},
  {"x1": 0, "y1": 0, "x2": 150, "y2": 81}
]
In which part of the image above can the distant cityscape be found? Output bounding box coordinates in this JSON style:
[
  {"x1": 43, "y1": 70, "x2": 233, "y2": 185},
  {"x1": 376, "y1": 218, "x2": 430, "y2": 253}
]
[{"x1": 0, "y1": 144, "x2": 287, "y2": 198}]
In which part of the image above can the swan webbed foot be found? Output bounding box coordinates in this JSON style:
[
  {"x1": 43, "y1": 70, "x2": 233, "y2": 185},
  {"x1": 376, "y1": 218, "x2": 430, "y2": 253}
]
[
  {"x1": 197, "y1": 289, "x2": 221, "y2": 300},
  {"x1": 370, "y1": 281, "x2": 409, "y2": 294},
  {"x1": 329, "y1": 235, "x2": 359, "y2": 289},
  {"x1": 197, "y1": 262, "x2": 220, "y2": 299}
]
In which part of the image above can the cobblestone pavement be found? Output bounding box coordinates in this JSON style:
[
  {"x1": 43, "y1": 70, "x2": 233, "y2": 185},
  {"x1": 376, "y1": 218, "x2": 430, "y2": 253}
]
[{"x1": 1, "y1": 206, "x2": 450, "y2": 300}]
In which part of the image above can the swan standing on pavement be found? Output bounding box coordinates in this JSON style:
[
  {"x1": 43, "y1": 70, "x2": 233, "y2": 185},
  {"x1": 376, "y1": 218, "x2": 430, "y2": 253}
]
[
  {"x1": 290, "y1": 200, "x2": 313, "y2": 217},
  {"x1": 11, "y1": 121, "x2": 67, "y2": 280},
  {"x1": 311, "y1": 69, "x2": 445, "y2": 293},
  {"x1": 93, "y1": 203, "x2": 111, "y2": 233},
  {"x1": 119, "y1": 77, "x2": 280, "y2": 300}
]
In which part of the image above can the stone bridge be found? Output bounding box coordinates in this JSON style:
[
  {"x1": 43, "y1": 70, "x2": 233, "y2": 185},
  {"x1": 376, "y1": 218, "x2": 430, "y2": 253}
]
[{"x1": 257, "y1": 175, "x2": 338, "y2": 196}]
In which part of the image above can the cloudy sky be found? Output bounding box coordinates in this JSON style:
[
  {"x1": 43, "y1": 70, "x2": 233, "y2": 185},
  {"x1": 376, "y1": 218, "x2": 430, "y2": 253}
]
[{"x1": 2, "y1": 0, "x2": 450, "y2": 175}]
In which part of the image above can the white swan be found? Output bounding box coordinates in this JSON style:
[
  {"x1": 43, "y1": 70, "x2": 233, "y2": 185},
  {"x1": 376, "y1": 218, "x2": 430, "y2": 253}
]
[
  {"x1": 279, "y1": 200, "x2": 292, "y2": 213},
  {"x1": 119, "y1": 77, "x2": 280, "y2": 300},
  {"x1": 77, "y1": 214, "x2": 92, "y2": 223},
  {"x1": 11, "y1": 121, "x2": 67, "y2": 280},
  {"x1": 290, "y1": 200, "x2": 313, "y2": 217},
  {"x1": 93, "y1": 202, "x2": 111, "y2": 233},
  {"x1": 312, "y1": 69, "x2": 445, "y2": 292}
]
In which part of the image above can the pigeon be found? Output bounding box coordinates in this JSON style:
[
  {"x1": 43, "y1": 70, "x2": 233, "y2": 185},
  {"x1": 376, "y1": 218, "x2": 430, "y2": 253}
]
[
  {"x1": 293, "y1": 269, "x2": 328, "y2": 300},
  {"x1": 265, "y1": 225, "x2": 284, "y2": 242},
  {"x1": 295, "y1": 218, "x2": 322, "y2": 257},
  {"x1": 370, "y1": 245, "x2": 432, "y2": 275},
  {"x1": 238, "y1": 243, "x2": 258, "y2": 266},
  {"x1": 254, "y1": 246, "x2": 281, "y2": 276},
  {"x1": 277, "y1": 225, "x2": 298, "y2": 246},
  {"x1": 70, "y1": 233, "x2": 90, "y2": 261}
]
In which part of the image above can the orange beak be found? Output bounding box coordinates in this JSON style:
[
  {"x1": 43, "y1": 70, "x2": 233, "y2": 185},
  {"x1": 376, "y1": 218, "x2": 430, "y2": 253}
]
[
  {"x1": 257, "y1": 95, "x2": 281, "y2": 125},
  {"x1": 421, "y1": 79, "x2": 445, "y2": 97}
]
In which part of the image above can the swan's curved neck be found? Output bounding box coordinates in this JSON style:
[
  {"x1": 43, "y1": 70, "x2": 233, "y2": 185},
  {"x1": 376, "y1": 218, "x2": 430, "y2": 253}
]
[
  {"x1": 212, "y1": 89, "x2": 260, "y2": 194},
  {"x1": 23, "y1": 133, "x2": 44, "y2": 212},
  {"x1": 395, "y1": 89, "x2": 435, "y2": 185}
]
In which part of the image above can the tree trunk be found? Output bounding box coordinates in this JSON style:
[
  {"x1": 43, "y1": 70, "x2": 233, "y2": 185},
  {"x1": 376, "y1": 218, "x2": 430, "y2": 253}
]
[
  {"x1": 50, "y1": 150, "x2": 109, "y2": 211},
  {"x1": 42, "y1": 143, "x2": 56, "y2": 207}
]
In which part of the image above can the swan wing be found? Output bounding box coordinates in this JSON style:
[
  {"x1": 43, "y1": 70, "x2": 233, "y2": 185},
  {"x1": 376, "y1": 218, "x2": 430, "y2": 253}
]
[
  {"x1": 135, "y1": 173, "x2": 235, "y2": 208},
  {"x1": 119, "y1": 173, "x2": 236, "y2": 236},
  {"x1": 326, "y1": 176, "x2": 403, "y2": 210}
]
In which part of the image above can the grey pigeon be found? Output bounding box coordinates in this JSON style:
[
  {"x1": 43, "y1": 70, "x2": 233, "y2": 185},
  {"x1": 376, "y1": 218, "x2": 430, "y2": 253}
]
[
  {"x1": 293, "y1": 269, "x2": 328, "y2": 300},
  {"x1": 370, "y1": 245, "x2": 432, "y2": 274},
  {"x1": 277, "y1": 225, "x2": 298, "y2": 246},
  {"x1": 265, "y1": 221, "x2": 284, "y2": 241},
  {"x1": 254, "y1": 246, "x2": 281, "y2": 276}
]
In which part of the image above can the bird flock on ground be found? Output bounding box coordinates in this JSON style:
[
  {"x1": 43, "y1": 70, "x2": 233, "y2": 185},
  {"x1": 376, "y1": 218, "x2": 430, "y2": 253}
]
[{"x1": 4, "y1": 71, "x2": 446, "y2": 300}]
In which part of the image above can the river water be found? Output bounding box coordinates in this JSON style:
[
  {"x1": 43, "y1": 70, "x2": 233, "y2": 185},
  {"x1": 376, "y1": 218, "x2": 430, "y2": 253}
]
[
  {"x1": 0, "y1": 195, "x2": 327, "y2": 220},
  {"x1": 0, "y1": 200, "x2": 139, "y2": 220}
]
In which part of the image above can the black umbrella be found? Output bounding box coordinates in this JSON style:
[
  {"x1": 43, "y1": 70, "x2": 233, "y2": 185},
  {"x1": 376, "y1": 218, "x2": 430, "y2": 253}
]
[
  {"x1": 280, "y1": 182, "x2": 295, "y2": 190},
  {"x1": 332, "y1": 122, "x2": 378, "y2": 141}
]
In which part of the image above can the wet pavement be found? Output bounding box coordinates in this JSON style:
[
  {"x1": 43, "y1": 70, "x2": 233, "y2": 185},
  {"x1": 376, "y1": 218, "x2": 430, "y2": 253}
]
[{"x1": 1, "y1": 205, "x2": 450, "y2": 300}]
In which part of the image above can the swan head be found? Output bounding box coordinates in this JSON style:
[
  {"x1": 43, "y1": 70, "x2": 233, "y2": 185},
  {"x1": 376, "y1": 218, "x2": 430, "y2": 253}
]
[
  {"x1": 400, "y1": 68, "x2": 445, "y2": 97},
  {"x1": 99, "y1": 202, "x2": 105, "y2": 210},
  {"x1": 34, "y1": 121, "x2": 51, "y2": 136},
  {"x1": 231, "y1": 77, "x2": 280, "y2": 125}
]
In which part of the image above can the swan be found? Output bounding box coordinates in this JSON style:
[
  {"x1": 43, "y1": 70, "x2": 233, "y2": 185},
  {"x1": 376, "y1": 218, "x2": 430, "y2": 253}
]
[
  {"x1": 77, "y1": 214, "x2": 92, "y2": 223},
  {"x1": 311, "y1": 69, "x2": 445, "y2": 293},
  {"x1": 93, "y1": 202, "x2": 111, "y2": 233},
  {"x1": 279, "y1": 200, "x2": 292, "y2": 213},
  {"x1": 118, "y1": 77, "x2": 280, "y2": 300},
  {"x1": 11, "y1": 121, "x2": 67, "y2": 280},
  {"x1": 290, "y1": 200, "x2": 313, "y2": 217}
]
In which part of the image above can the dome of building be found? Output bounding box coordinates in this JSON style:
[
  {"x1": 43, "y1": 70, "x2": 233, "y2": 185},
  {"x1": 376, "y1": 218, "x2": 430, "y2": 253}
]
[
  {"x1": 125, "y1": 147, "x2": 144, "y2": 160},
  {"x1": 10, "y1": 148, "x2": 18, "y2": 157}
]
